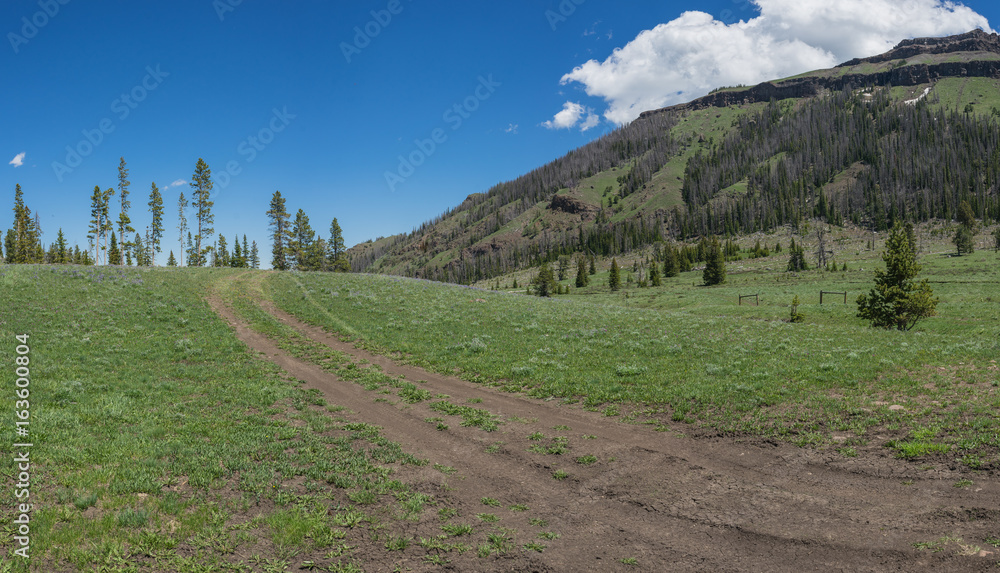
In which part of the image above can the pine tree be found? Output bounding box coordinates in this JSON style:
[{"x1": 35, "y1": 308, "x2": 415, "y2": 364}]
[
  {"x1": 108, "y1": 232, "x2": 121, "y2": 265},
  {"x1": 534, "y1": 263, "x2": 555, "y2": 297},
  {"x1": 11, "y1": 184, "x2": 35, "y2": 264},
  {"x1": 588, "y1": 255, "x2": 596, "y2": 275},
  {"x1": 787, "y1": 239, "x2": 808, "y2": 272},
  {"x1": 231, "y1": 236, "x2": 243, "y2": 268},
  {"x1": 575, "y1": 256, "x2": 588, "y2": 288},
  {"x1": 55, "y1": 228, "x2": 68, "y2": 264},
  {"x1": 857, "y1": 222, "x2": 938, "y2": 331},
  {"x1": 328, "y1": 217, "x2": 349, "y2": 272},
  {"x1": 242, "y1": 235, "x2": 250, "y2": 266},
  {"x1": 185, "y1": 231, "x2": 197, "y2": 266},
  {"x1": 249, "y1": 241, "x2": 260, "y2": 269},
  {"x1": 266, "y1": 191, "x2": 290, "y2": 270},
  {"x1": 177, "y1": 191, "x2": 188, "y2": 266},
  {"x1": 133, "y1": 233, "x2": 147, "y2": 266},
  {"x1": 217, "y1": 235, "x2": 229, "y2": 267},
  {"x1": 166, "y1": 250, "x2": 177, "y2": 266},
  {"x1": 117, "y1": 157, "x2": 135, "y2": 263},
  {"x1": 703, "y1": 237, "x2": 726, "y2": 286},
  {"x1": 190, "y1": 158, "x2": 214, "y2": 266},
  {"x1": 148, "y1": 182, "x2": 164, "y2": 265},
  {"x1": 649, "y1": 259, "x2": 662, "y2": 287},
  {"x1": 663, "y1": 245, "x2": 679, "y2": 277},
  {"x1": 953, "y1": 226, "x2": 975, "y2": 255},
  {"x1": 288, "y1": 209, "x2": 315, "y2": 270},
  {"x1": 953, "y1": 200, "x2": 977, "y2": 255},
  {"x1": 608, "y1": 258, "x2": 621, "y2": 291}
]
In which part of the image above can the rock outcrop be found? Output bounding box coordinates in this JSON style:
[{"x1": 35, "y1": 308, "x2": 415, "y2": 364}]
[
  {"x1": 548, "y1": 194, "x2": 597, "y2": 215},
  {"x1": 639, "y1": 30, "x2": 1000, "y2": 121}
]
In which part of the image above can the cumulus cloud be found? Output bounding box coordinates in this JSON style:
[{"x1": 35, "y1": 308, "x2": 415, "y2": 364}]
[
  {"x1": 9, "y1": 152, "x2": 25, "y2": 167},
  {"x1": 543, "y1": 101, "x2": 601, "y2": 131},
  {"x1": 162, "y1": 179, "x2": 188, "y2": 189},
  {"x1": 558, "y1": 0, "x2": 992, "y2": 124}
]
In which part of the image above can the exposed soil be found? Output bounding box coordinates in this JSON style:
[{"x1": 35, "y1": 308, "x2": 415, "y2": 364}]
[{"x1": 208, "y1": 291, "x2": 1000, "y2": 572}]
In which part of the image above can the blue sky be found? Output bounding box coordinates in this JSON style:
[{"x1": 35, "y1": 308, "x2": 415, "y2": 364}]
[{"x1": 3, "y1": 0, "x2": 997, "y2": 265}]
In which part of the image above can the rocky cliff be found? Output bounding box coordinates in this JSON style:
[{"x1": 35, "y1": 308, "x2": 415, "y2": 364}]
[{"x1": 639, "y1": 30, "x2": 1000, "y2": 120}]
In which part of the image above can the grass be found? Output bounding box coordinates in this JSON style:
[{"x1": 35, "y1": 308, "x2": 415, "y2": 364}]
[
  {"x1": 0, "y1": 266, "x2": 538, "y2": 571},
  {"x1": 267, "y1": 230, "x2": 1000, "y2": 466}
]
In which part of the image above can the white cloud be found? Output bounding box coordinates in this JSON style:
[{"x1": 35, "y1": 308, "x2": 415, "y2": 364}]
[
  {"x1": 558, "y1": 0, "x2": 993, "y2": 124},
  {"x1": 504, "y1": 123, "x2": 519, "y2": 134},
  {"x1": 9, "y1": 152, "x2": 25, "y2": 167},
  {"x1": 163, "y1": 179, "x2": 188, "y2": 190},
  {"x1": 542, "y1": 101, "x2": 601, "y2": 132},
  {"x1": 579, "y1": 113, "x2": 600, "y2": 132}
]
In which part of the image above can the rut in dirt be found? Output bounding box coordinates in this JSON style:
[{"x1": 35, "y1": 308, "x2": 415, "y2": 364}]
[{"x1": 210, "y1": 276, "x2": 1000, "y2": 572}]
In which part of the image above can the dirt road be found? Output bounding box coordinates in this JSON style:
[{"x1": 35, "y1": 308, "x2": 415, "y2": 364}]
[{"x1": 209, "y1": 284, "x2": 999, "y2": 572}]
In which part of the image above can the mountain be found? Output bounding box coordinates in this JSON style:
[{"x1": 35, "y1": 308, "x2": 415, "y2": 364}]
[{"x1": 350, "y1": 30, "x2": 1000, "y2": 284}]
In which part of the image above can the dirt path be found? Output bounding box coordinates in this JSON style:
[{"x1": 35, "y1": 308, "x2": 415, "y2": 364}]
[{"x1": 209, "y1": 282, "x2": 999, "y2": 572}]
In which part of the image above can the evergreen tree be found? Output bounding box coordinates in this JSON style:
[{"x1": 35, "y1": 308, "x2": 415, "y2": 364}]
[
  {"x1": 557, "y1": 255, "x2": 570, "y2": 281},
  {"x1": 166, "y1": 250, "x2": 177, "y2": 266},
  {"x1": 108, "y1": 232, "x2": 121, "y2": 265},
  {"x1": 11, "y1": 184, "x2": 36, "y2": 264},
  {"x1": 217, "y1": 235, "x2": 230, "y2": 267},
  {"x1": 857, "y1": 222, "x2": 938, "y2": 331},
  {"x1": 148, "y1": 182, "x2": 164, "y2": 265},
  {"x1": 663, "y1": 245, "x2": 678, "y2": 277},
  {"x1": 177, "y1": 191, "x2": 188, "y2": 266},
  {"x1": 678, "y1": 250, "x2": 692, "y2": 272},
  {"x1": 953, "y1": 226, "x2": 975, "y2": 255},
  {"x1": 953, "y1": 200, "x2": 977, "y2": 255},
  {"x1": 608, "y1": 258, "x2": 621, "y2": 291},
  {"x1": 55, "y1": 228, "x2": 68, "y2": 263},
  {"x1": 250, "y1": 241, "x2": 260, "y2": 269},
  {"x1": 185, "y1": 231, "x2": 197, "y2": 266},
  {"x1": 288, "y1": 209, "x2": 315, "y2": 270},
  {"x1": 190, "y1": 158, "x2": 214, "y2": 266},
  {"x1": 787, "y1": 239, "x2": 808, "y2": 272},
  {"x1": 242, "y1": 235, "x2": 250, "y2": 266},
  {"x1": 956, "y1": 200, "x2": 977, "y2": 230},
  {"x1": 575, "y1": 256, "x2": 588, "y2": 288},
  {"x1": 703, "y1": 237, "x2": 726, "y2": 286},
  {"x1": 649, "y1": 259, "x2": 662, "y2": 287},
  {"x1": 134, "y1": 233, "x2": 148, "y2": 266},
  {"x1": 588, "y1": 254, "x2": 596, "y2": 275},
  {"x1": 231, "y1": 236, "x2": 243, "y2": 268},
  {"x1": 534, "y1": 263, "x2": 555, "y2": 297},
  {"x1": 266, "y1": 191, "x2": 290, "y2": 270},
  {"x1": 117, "y1": 157, "x2": 135, "y2": 263},
  {"x1": 328, "y1": 217, "x2": 349, "y2": 272},
  {"x1": 993, "y1": 228, "x2": 1000, "y2": 252}
]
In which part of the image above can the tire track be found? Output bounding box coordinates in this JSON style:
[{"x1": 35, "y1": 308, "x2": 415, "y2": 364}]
[{"x1": 208, "y1": 276, "x2": 999, "y2": 571}]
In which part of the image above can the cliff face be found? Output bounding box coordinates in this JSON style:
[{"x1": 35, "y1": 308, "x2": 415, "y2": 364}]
[
  {"x1": 841, "y1": 29, "x2": 1000, "y2": 66},
  {"x1": 639, "y1": 30, "x2": 1000, "y2": 120}
]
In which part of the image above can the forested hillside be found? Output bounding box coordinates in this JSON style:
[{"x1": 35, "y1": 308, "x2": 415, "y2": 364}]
[{"x1": 350, "y1": 31, "x2": 1000, "y2": 284}]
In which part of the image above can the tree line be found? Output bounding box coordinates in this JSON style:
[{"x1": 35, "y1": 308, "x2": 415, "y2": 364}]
[{"x1": 4, "y1": 157, "x2": 347, "y2": 272}]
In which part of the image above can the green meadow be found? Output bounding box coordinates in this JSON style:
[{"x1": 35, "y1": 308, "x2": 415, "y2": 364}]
[
  {"x1": 1, "y1": 226, "x2": 999, "y2": 570},
  {"x1": 269, "y1": 230, "x2": 1000, "y2": 463},
  {"x1": 0, "y1": 267, "x2": 484, "y2": 571}
]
